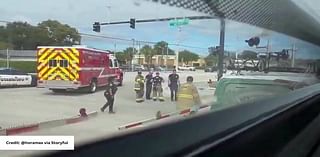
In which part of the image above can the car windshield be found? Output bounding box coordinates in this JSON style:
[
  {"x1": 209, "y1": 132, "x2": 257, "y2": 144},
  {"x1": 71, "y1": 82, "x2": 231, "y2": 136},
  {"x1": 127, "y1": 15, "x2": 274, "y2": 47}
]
[{"x1": 1, "y1": 0, "x2": 320, "y2": 156}]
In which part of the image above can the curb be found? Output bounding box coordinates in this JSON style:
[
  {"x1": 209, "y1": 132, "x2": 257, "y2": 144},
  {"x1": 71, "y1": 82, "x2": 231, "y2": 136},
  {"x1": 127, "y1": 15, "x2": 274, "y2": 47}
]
[
  {"x1": 118, "y1": 105, "x2": 210, "y2": 130},
  {"x1": 0, "y1": 111, "x2": 98, "y2": 136}
]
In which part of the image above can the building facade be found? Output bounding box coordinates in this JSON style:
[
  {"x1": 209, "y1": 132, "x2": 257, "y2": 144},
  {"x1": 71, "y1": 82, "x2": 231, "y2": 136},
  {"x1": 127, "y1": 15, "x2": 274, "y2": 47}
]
[{"x1": 132, "y1": 54, "x2": 205, "y2": 67}]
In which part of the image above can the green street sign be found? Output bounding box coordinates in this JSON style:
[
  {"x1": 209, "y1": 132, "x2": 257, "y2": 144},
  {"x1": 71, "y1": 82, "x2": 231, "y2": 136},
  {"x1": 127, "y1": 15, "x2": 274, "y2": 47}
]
[{"x1": 169, "y1": 18, "x2": 190, "y2": 27}]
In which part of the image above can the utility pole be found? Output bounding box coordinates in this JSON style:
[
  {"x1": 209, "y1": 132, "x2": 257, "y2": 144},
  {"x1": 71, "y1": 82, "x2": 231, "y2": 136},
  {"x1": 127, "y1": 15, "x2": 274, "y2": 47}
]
[
  {"x1": 106, "y1": 5, "x2": 112, "y2": 23},
  {"x1": 138, "y1": 41, "x2": 141, "y2": 65},
  {"x1": 6, "y1": 48, "x2": 9, "y2": 68},
  {"x1": 217, "y1": 18, "x2": 225, "y2": 81},
  {"x1": 166, "y1": 44, "x2": 168, "y2": 71},
  {"x1": 175, "y1": 26, "x2": 182, "y2": 71},
  {"x1": 131, "y1": 39, "x2": 135, "y2": 71},
  {"x1": 161, "y1": 47, "x2": 164, "y2": 66},
  {"x1": 256, "y1": 40, "x2": 270, "y2": 72},
  {"x1": 291, "y1": 40, "x2": 296, "y2": 68}
]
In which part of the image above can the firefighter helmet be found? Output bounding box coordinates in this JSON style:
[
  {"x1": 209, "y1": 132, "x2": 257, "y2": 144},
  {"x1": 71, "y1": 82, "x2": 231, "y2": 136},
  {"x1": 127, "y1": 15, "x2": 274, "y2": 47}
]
[
  {"x1": 138, "y1": 71, "x2": 142, "y2": 75},
  {"x1": 187, "y1": 76, "x2": 193, "y2": 82}
]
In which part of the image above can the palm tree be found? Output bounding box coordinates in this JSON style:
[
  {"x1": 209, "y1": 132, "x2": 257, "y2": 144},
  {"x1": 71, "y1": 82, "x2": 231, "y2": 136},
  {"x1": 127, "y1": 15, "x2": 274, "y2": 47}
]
[
  {"x1": 140, "y1": 45, "x2": 155, "y2": 67},
  {"x1": 123, "y1": 47, "x2": 136, "y2": 63}
]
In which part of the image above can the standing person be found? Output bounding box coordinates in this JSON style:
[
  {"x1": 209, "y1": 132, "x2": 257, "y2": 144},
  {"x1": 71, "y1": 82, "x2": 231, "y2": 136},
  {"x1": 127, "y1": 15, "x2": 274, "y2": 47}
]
[
  {"x1": 101, "y1": 77, "x2": 118, "y2": 113},
  {"x1": 177, "y1": 76, "x2": 201, "y2": 113},
  {"x1": 145, "y1": 71, "x2": 153, "y2": 100},
  {"x1": 208, "y1": 79, "x2": 215, "y2": 88},
  {"x1": 168, "y1": 69, "x2": 180, "y2": 101},
  {"x1": 152, "y1": 72, "x2": 165, "y2": 101},
  {"x1": 134, "y1": 71, "x2": 145, "y2": 103}
]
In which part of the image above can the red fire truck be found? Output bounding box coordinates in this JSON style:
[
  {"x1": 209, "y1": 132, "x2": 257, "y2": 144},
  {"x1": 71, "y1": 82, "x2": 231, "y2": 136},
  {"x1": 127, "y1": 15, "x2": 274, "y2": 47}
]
[{"x1": 36, "y1": 46, "x2": 124, "y2": 93}]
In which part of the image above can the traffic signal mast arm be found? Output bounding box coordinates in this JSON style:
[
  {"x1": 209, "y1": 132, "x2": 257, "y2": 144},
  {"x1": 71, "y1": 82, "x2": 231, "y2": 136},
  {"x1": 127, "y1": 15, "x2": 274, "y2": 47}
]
[{"x1": 98, "y1": 16, "x2": 215, "y2": 26}]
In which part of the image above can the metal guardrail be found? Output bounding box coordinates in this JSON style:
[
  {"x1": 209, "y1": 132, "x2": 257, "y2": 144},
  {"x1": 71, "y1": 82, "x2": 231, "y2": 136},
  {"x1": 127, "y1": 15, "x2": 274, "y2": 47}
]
[
  {"x1": 0, "y1": 50, "x2": 36, "y2": 57},
  {"x1": 0, "y1": 50, "x2": 36, "y2": 62}
]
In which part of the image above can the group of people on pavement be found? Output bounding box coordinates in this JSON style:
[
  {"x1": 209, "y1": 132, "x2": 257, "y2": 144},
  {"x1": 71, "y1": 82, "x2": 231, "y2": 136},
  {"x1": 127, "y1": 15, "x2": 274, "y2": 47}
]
[
  {"x1": 135, "y1": 70, "x2": 181, "y2": 103},
  {"x1": 99, "y1": 69, "x2": 201, "y2": 114},
  {"x1": 135, "y1": 71, "x2": 166, "y2": 102},
  {"x1": 134, "y1": 69, "x2": 201, "y2": 112}
]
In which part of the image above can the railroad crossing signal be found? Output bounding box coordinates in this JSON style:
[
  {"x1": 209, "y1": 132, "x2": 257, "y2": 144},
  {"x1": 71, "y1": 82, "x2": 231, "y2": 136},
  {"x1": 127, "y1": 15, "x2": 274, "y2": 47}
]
[
  {"x1": 93, "y1": 22, "x2": 100, "y2": 32},
  {"x1": 130, "y1": 18, "x2": 136, "y2": 29}
]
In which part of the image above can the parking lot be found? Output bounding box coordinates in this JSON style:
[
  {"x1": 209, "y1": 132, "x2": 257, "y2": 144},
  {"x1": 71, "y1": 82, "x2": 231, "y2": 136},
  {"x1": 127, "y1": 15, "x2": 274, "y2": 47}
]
[
  {"x1": 0, "y1": 70, "x2": 216, "y2": 156},
  {"x1": 0, "y1": 71, "x2": 216, "y2": 128}
]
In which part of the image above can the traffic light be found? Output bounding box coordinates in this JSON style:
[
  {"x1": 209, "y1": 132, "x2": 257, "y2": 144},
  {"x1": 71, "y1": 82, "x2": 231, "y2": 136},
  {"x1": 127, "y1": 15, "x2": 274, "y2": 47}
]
[
  {"x1": 93, "y1": 22, "x2": 100, "y2": 32},
  {"x1": 245, "y1": 37, "x2": 260, "y2": 47},
  {"x1": 130, "y1": 18, "x2": 135, "y2": 29}
]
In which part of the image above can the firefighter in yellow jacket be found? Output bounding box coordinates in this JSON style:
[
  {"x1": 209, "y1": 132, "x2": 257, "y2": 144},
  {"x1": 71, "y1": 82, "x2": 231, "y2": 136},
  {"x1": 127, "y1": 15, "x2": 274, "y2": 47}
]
[
  {"x1": 177, "y1": 76, "x2": 201, "y2": 112},
  {"x1": 134, "y1": 71, "x2": 145, "y2": 103}
]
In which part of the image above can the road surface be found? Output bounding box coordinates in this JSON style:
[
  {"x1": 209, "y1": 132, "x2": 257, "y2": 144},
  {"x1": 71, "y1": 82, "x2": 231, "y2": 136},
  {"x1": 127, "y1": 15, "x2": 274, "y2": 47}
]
[{"x1": 0, "y1": 71, "x2": 216, "y2": 157}]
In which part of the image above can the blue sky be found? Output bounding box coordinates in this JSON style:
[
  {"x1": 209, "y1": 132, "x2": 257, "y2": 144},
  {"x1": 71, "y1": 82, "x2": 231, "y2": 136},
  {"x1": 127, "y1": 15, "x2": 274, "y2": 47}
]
[{"x1": 1, "y1": 0, "x2": 320, "y2": 59}]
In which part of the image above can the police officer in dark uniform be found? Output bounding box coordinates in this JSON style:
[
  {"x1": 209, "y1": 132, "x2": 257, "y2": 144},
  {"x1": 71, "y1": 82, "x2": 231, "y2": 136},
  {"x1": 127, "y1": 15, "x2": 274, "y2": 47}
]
[
  {"x1": 168, "y1": 69, "x2": 180, "y2": 101},
  {"x1": 101, "y1": 77, "x2": 118, "y2": 113},
  {"x1": 152, "y1": 72, "x2": 164, "y2": 101},
  {"x1": 145, "y1": 71, "x2": 153, "y2": 100}
]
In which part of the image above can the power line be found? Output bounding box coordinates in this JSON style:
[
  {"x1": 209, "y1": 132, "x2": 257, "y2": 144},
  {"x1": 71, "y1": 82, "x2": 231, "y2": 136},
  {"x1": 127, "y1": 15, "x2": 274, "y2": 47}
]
[
  {"x1": 80, "y1": 33, "x2": 133, "y2": 42},
  {"x1": 80, "y1": 32, "x2": 208, "y2": 50}
]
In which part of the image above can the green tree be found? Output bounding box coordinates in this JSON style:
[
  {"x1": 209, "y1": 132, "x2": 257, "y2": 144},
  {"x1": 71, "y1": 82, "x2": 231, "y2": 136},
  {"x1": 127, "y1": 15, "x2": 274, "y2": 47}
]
[
  {"x1": 205, "y1": 54, "x2": 218, "y2": 66},
  {"x1": 6, "y1": 22, "x2": 36, "y2": 50},
  {"x1": 178, "y1": 50, "x2": 199, "y2": 64},
  {"x1": 140, "y1": 45, "x2": 155, "y2": 65},
  {"x1": 115, "y1": 52, "x2": 126, "y2": 64},
  {"x1": 38, "y1": 20, "x2": 81, "y2": 46},
  {"x1": 0, "y1": 26, "x2": 8, "y2": 47},
  {"x1": 122, "y1": 47, "x2": 137, "y2": 63},
  {"x1": 0, "y1": 41, "x2": 12, "y2": 49},
  {"x1": 153, "y1": 41, "x2": 175, "y2": 55},
  {"x1": 0, "y1": 20, "x2": 81, "y2": 50}
]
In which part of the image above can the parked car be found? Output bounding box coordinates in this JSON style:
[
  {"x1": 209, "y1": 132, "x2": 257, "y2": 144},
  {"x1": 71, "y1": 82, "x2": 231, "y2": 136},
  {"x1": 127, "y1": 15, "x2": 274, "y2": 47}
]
[
  {"x1": 234, "y1": 59, "x2": 245, "y2": 70},
  {"x1": 204, "y1": 66, "x2": 218, "y2": 72},
  {"x1": 0, "y1": 68, "x2": 37, "y2": 87},
  {"x1": 119, "y1": 65, "x2": 130, "y2": 72},
  {"x1": 244, "y1": 60, "x2": 259, "y2": 71},
  {"x1": 178, "y1": 65, "x2": 196, "y2": 71},
  {"x1": 154, "y1": 66, "x2": 165, "y2": 71},
  {"x1": 133, "y1": 64, "x2": 146, "y2": 71},
  {"x1": 205, "y1": 63, "x2": 227, "y2": 73}
]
